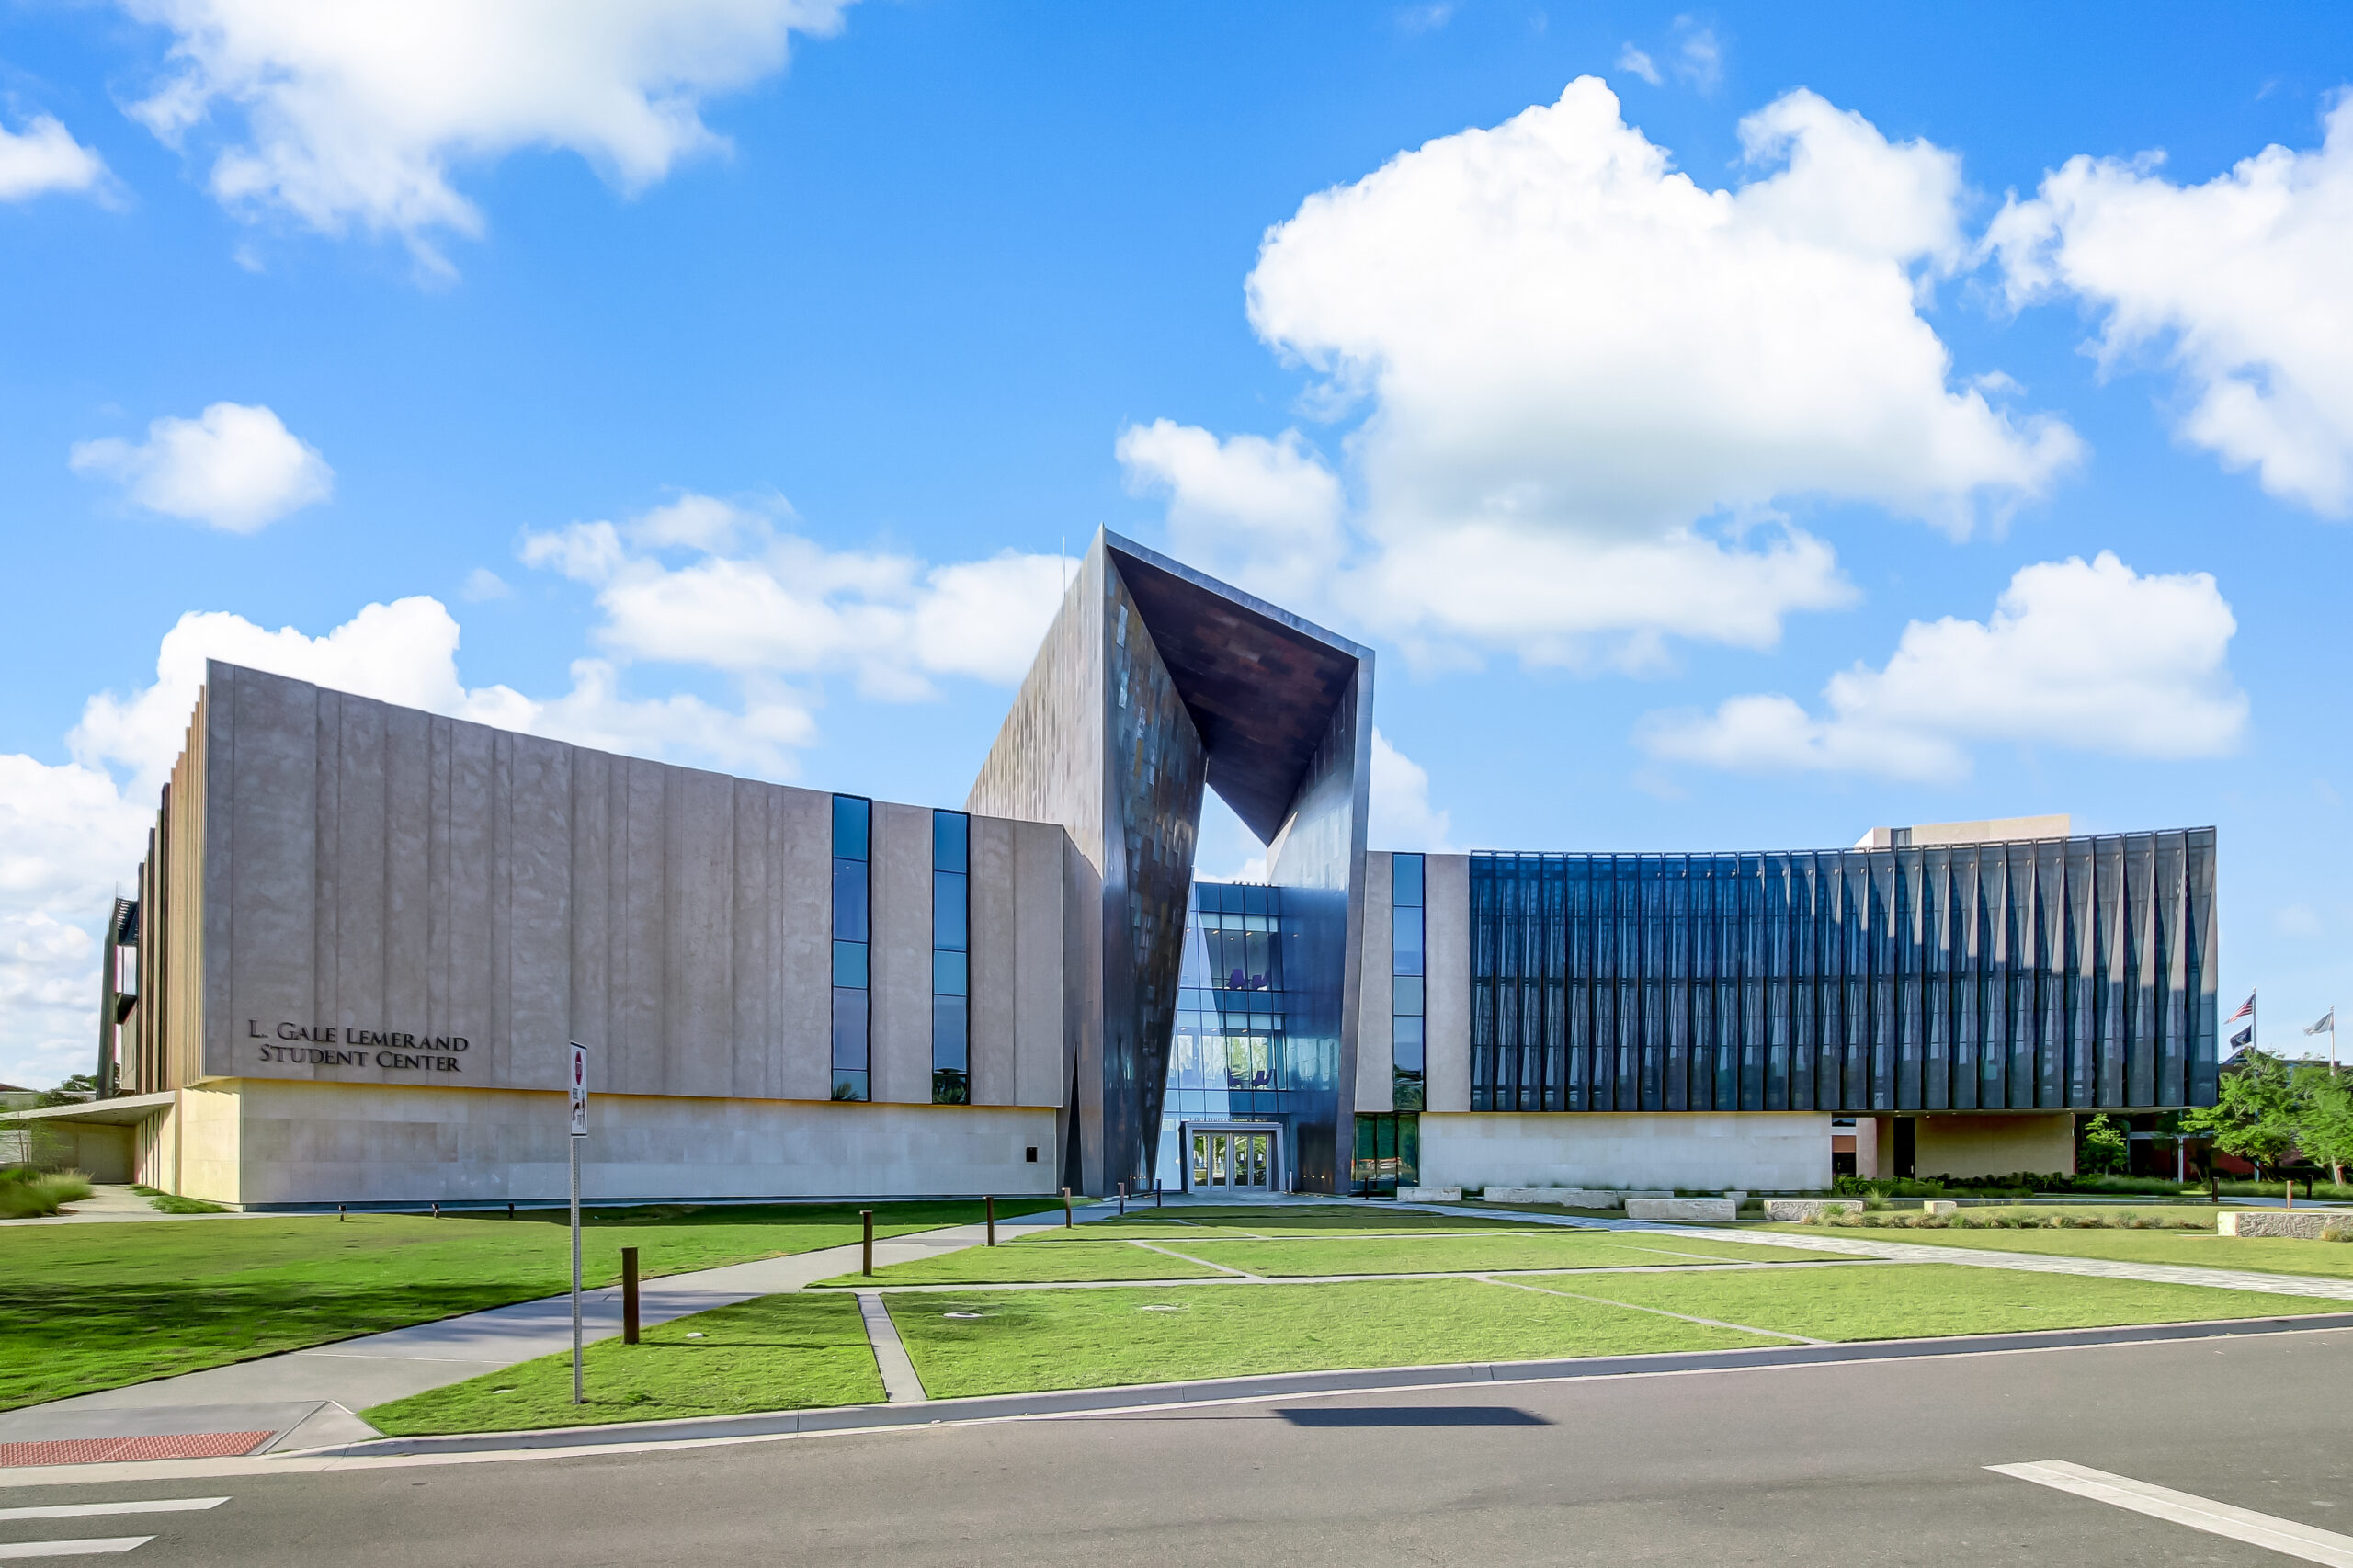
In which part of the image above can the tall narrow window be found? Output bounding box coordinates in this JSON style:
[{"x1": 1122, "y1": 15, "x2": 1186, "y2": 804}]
[
  {"x1": 1393, "y1": 852, "x2": 1427, "y2": 1110},
  {"x1": 831, "y1": 795, "x2": 871, "y2": 1101},
  {"x1": 932, "y1": 810, "x2": 971, "y2": 1104}
]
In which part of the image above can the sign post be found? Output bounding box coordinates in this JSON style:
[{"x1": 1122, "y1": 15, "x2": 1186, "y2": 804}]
[{"x1": 568, "y1": 1041, "x2": 588, "y2": 1405}]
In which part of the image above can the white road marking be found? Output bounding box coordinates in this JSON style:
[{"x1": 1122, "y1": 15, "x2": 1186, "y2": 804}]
[
  {"x1": 0, "y1": 1501, "x2": 226, "y2": 1523},
  {"x1": 0, "y1": 1539, "x2": 155, "y2": 1559},
  {"x1": 1991, "y1": 1460, "x2": 2353, "y2": 1565}
]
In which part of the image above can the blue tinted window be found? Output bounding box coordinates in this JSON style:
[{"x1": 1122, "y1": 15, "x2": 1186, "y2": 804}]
[
  {"x1": 1392, "y1": 908, "x2": 1424, "y2": 977},
  {"x1": 933, "y1": 871, "x2": 969, "y2": 950},
  {"x1": 1393, "y1": 853, "x2": 1425, "y2": 907},
  {"x1": 933, "y1": 949, "x2": 969, "y2": 996},
  {"x1": 933, "y1": 810, "x2": 968, "y2": 874},
  {"x1": 1392, "y1": 975, "x2": 1425, "y2": 1014},
  {"x1": 932, "y1": 996, "x2": 969, "y2": 1069},
  {"x1": 832, "y1": 858, "x2": 869, "y2": 942},
  {"x1": 832, "y1": 940, "x2": 868, "y2": 989},
  {"x1": 1392, "y1": 1013, "x2": 1426, "y2": 1070},
  {"x1": 831, "y1": 795, "x2": 870, "y2": 861}
]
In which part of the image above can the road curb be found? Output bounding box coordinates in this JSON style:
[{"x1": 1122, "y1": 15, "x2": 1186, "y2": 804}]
[{"x1": 294, "y1": 1309, "x2": 2353, "y2": 1460}]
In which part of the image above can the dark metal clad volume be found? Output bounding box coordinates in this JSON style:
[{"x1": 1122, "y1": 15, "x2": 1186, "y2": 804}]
[{"x1": 1466, "y1": 831, "x2": 2218, "y2": 1115}]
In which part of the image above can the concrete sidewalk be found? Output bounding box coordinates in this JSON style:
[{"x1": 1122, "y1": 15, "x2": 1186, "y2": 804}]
[
  {"x1": 2, "y1": 1203, "x2": 1114, "y2": 1449},
  {"x1": 1401, "y1": 1200, "x2": 2353, "y2": 1303}
]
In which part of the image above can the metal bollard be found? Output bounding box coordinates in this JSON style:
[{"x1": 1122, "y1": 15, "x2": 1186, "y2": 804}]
[
  {"x1": 985, "y1": 1194, "x2": 996, "y2": 1246},
  {"x1": 507, "y1": 1201, "x2": 515, "y2": 1219},
  {"x1": 1062, "y1": 1187, "x2": 1072, "y2": 1228},
  {"x1": 861, "y1": 1209, "x2": 874, "y2": 1276},
  {"x1": 338, "y1": 1204, "x2": 347, "y2": 1222},
  {"x1": 1118, "y1": 1181, "x2": 1126, "y2": 1216},
  {"x1": 621, "y1": 1246, "x2": 641, "y2": 1345}
]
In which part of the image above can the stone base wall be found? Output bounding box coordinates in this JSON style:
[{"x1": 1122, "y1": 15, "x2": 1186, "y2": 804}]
[
  {"x1": 1419, "y1": 1112, "x2": 1831, "y2": 1194},
  {"x1": 1762, "y1": 1199, "x2": 1862, "y2": 1221},
  {"x1": 1623, "y1": 1198, "x2": 1737, "y2": 1222},
  {"x1": 2218, "y1": 1210, "x2": 2350, "y2": 1240},
  {"x1": 162, "y1": 1077, "x2": 1063, "y2": 1206}
]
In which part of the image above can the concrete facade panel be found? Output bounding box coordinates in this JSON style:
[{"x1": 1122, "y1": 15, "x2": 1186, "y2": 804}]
[
  {"x1": 1419, "y1": 1111, "x2": 1831, "y2": 1193},
  {"x1": 182, "y1": 665, "x2": 1063, "y2": 1133},
  {"x1": 206, "y1": 1079, "x2": 1060, "y2": 1205}
]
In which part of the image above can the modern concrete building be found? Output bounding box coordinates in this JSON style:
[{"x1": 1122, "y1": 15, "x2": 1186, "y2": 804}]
[{"x1": 20, "y1": 532, "x2": 2220, "y2": 1207}]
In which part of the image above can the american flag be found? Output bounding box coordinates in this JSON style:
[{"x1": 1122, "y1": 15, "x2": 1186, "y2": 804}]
[{"x1": 2228, "y1": 992, "x2": 2256, "y2": 1024}]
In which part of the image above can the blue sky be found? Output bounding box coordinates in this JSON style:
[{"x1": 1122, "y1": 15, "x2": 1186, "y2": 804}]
[{"x1": 4, "y1": 1, "x2": 2351, "y2": 1087}]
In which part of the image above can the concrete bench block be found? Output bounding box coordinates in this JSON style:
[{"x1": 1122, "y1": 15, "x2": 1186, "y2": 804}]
[
  {"x1": 1624, "y1": 1198, "x2": 1737, "y2": 1222},
  {"x1": 2218, "y1": 1210, "x2": 2346, "y2": 1240},
  {"x1": 1398, "y1": 1187, "x2": 1461, "y2": 1202},
  {"x1": 1762, "y1": 1199, "x2": 1861, "y2": 1221},
  {"x1": 1922, "y1": 1199, "x2": 1958, "y2": 1216},
  {"x1": 1480, "y1": 1187, "x2": 1551, "y2": 1204}
]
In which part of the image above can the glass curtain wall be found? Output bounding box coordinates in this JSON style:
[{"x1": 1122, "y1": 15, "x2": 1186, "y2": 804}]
[
  {"x1": 932, "y1": 811, "x2": 971, "y2": 1103},
  {"x1": 1392, "y1": 854, "x2": 1426, "y2": 1110},
  {"x1": 1466, "y1": 830, "x2": 2218, "y2": 1116},
  {"x1": 830, "y1": 795, "x2": 871, "y2": 1101},
  {"x1": 1154, "y1": 881, "x2": 1340, "y2": 1184}
]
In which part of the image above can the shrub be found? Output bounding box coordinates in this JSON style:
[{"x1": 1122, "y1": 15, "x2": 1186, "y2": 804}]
[{"x1": 0, "y1": 1169, "x2": 93, "y2": 1219}]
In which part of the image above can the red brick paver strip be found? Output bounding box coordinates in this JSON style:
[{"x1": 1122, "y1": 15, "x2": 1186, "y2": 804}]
[{"x1": 0, "y1": 1431, "x2": 276, "y2": 1466}]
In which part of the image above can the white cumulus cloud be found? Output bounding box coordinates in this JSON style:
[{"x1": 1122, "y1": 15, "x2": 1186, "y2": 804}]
[
  {"x1": 71, "y1": 402, "x2": 333, "y2": 533},
  {"x1": 1370, "y1": 729, "x2": 1453, "y2": 851},
  {"x1": 0, "y1": 113, "x2": 110, "y2": 201},
  {"x1": 1635, "y1": 551, "x2": 2246, "y2": 781},
  {"x1": 124, "y1": 0, "x2": 853, "y2": 269},
  {"x1": 1116, "y1": 420, "x2": 1345, "y2": 608},
  {"x1": 519, "y1": 494, "x2": 1074, "y2": 700},
  {"x1": 1990, "y1": 96, "x2": 2353, "y2": 517},
  {"x1": 1133, "y1": 78, "x2": 2079, "y2": 670}
]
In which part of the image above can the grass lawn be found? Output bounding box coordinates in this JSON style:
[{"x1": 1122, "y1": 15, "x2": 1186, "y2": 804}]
[
  {"x1": 887, "y1": 1278, "x2": 1773, "y2": 1398},
  {"x1": 361, "y1": 1294, "x2": 882, "y2": 1436},
  {"x1": 816, "y1": 1237, "x2": 1223, "y2": 1287},
  {"x1": 1508, "y1": 1261, "x2": 2345, "y2": 1341},
  {"x1": 1154, "y1": 1233, "x2": 1849, "y2": 1277},
  {"x1": 1760, "y1": 1218, "x2": 2353, "y2": 1281},
  {"x1": 0, "y1": 1199, "x2": 1055, "y2": 1412}
]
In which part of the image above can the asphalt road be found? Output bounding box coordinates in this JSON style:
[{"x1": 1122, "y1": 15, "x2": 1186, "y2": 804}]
[{"x1": 8, "y1": 1328, "x2": 2353, "y2": 1567}]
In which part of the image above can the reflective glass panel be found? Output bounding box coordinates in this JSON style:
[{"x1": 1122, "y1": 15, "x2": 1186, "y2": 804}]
[
  {"x1": 833, "y1": 859, "x2": 869, "y2": 943},
  {"x1": 1393, "y1": 853, "x2": 1425, "y2": 907},
  {"x1": 933, "y1": 949, "x2": 969, "y2": 996},
  {"x1": 831, "y1": 795, "x2": 870, "y2": 861},
  {"x1": 933, "y1": 871, "x2": 969, "y2": 951},
  {"x1": 833, "y1": 940, "x2": 868, "y2": 989},
  {"x1": 932, "y1": 810, "x2": 968, "y2": 874}
]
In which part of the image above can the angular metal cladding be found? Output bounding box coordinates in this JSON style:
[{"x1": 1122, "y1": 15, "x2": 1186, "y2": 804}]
[{"x1": 970, "y1": 530, "x2": 1372, "y2": 1196}]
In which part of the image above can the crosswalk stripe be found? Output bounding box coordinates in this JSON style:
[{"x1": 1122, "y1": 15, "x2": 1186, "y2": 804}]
[
  {"x1": 0, "y1": 1539, "x2": 156, "y2": 1559},
  {"x1": 1990, "y1": 1460, "x2": 2353, "y2": 1566},
  {"x1": 0, "y1": 1501, "x2": 228, "y2": 1523}
]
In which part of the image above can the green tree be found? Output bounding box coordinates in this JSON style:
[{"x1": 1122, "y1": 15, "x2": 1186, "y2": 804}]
[
  {"x1": 33, "y1": 1074, "x2": 97, "y2": 1108},
  {"x1": 2181, "y1": 1049, "x2": 2302, "y2": 1178},
  {"x1": 2076, "y1": 1113, "x2": 2129, "y2": 1176},
  {"x1": 2297, "y1": 1065, "x2": 2353, "y2": 1185}
]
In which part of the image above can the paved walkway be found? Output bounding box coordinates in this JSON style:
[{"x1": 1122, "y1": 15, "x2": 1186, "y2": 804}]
[
  {"x1": 1401, "y1": 1201, "x2": 2353, "y2": 1304},
  {"x1": 0, "y1": 1185, "x2": 279, "y2": 1227}
]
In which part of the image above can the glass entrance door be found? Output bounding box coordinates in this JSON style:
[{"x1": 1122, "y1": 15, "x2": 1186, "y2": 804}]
[{"x1": 1190, "y1": 1130, "x2": 1274, "y2": 1189}]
